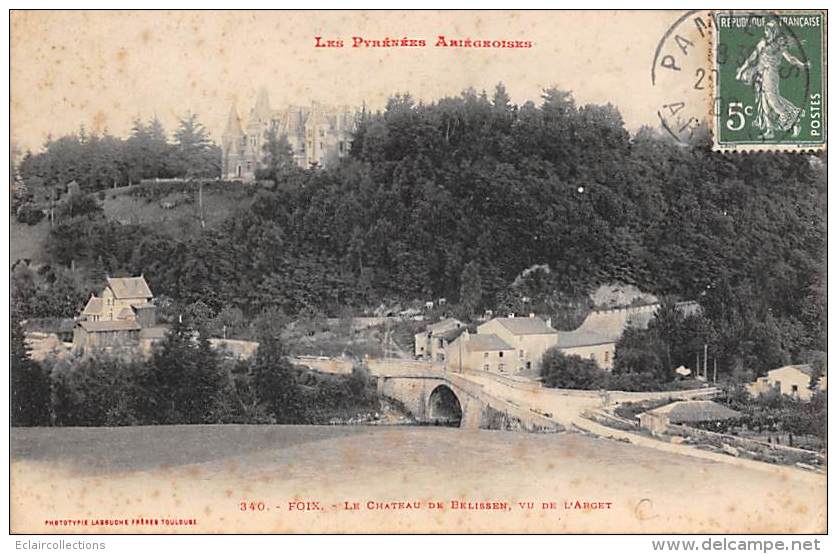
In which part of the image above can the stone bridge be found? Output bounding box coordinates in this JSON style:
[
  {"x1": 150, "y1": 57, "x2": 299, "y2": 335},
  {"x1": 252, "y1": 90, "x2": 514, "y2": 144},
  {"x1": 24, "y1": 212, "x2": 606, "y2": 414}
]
[
  {"x1": 364, "y1": 358, "x2": 719, "y2": 432},
  {"x1": 365, "y1": 359, "x2": 562, "y2": 432}
]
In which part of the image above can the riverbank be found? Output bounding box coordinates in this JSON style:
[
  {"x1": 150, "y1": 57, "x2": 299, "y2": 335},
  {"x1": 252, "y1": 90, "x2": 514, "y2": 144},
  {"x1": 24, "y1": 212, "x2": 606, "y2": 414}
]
[{"x1": 11, "y1": 424, "x2": 825, "y2": 533}]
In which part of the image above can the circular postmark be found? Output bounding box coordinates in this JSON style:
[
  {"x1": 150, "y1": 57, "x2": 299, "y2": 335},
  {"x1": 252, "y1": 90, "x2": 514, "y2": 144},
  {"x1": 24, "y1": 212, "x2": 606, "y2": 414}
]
[
  {"x1": 652, "y1": 10, "x2": 821, "y2": 148},
  {"x1": 651, "y1": 10, "x2": 715, "y2": 145}
]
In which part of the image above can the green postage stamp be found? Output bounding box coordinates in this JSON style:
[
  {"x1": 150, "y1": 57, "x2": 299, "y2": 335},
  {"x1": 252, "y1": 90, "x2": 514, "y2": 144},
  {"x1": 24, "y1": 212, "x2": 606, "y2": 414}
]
[{"x1": 714, "y1": 11, "x2": 826, "y2": 151}]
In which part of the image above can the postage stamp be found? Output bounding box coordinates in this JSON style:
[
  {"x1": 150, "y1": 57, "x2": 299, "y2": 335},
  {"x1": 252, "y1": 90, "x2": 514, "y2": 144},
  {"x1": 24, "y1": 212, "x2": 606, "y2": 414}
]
[{"x1": 713, "y1": 11, "x2": 827, "y2": 151}]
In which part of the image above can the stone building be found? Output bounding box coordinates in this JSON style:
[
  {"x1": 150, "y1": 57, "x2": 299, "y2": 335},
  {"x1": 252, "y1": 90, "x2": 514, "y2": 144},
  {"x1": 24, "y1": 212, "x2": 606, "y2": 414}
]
[
  {"x1": 748, "y1": 364, "x2": 827, "y2": 401},
  {"x1": 222, "y1": 88, "x2": 357, "y2": 180},
  {"x1": 414, "y1": 318, "x2": 464, "y2": 361},
  {"x1": 73, "y1": 275, "x2": 166, "y2": 354},
  {"x1": 477, "y1": 314, "x2": 559, "y2": 376},
  {"x1": 446, "y1": 330, "x2": 516, "y2": 374}
]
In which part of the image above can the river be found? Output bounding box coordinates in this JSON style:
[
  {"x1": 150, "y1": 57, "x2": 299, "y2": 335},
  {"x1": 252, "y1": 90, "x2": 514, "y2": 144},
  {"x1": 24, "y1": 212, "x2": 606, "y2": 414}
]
[{"x1": 10, "y1": 424, "x2": 825, "y2": 533}]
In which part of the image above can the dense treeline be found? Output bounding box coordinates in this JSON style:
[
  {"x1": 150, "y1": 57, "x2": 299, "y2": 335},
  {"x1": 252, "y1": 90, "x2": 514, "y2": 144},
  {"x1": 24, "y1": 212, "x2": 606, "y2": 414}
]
[
  {"x1": 11, "y1": 313, "x2": 378, "y2": 427},
  {"x1": 14, "y1": 114, "x2": 221, "y2": 199},
  {"x1": 13, "y1": 84, "x2": 826, "y2": 379}
]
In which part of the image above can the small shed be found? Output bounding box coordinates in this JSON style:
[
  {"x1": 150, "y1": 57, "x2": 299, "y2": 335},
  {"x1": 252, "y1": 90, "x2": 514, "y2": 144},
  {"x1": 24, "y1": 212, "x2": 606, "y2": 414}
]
[{"x1": 638, "y1": 400, "x2": 741, "y2": 435}]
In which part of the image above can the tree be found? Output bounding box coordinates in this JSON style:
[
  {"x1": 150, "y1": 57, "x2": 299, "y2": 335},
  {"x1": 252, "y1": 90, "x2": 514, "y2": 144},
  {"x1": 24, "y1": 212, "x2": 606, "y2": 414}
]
[
  {"x1": 459, "y1": 261, "x2": 483, "y2": 318},
  {"x1": 172, "y1": 113, "x2": 221, "y2": 179},
  {"x1": 142, "y1": 319, "x2": 225, "y2": 424},
  {"x1": 10, "y1": 311, "x2": 51, "y2": 426},
  {"x1": 540, "y1": 347, "x2": 606, "y2": 390},
  {"x1": 258, "y1": 123, "x2": 296, "y2": 182},
  {"x1": 250, "y1": 334, "x2": 304, "y2": 423}
]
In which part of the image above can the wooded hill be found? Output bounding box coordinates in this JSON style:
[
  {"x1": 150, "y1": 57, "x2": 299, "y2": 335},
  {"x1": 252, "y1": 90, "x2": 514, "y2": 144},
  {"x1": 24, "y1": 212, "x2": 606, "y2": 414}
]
[{"x1": 11, "y1": 85, "x2": 826, "y2": 377}]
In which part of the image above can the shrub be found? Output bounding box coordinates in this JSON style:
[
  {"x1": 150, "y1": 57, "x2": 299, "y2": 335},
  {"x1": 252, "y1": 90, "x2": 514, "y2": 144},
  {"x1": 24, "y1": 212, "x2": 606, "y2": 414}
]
[
  {"x1": 16, "y1": 203, "x2": 45, "y2": 225},
  {"x1": 540, "y1": 347, "x2": 607, "y2": 389}
]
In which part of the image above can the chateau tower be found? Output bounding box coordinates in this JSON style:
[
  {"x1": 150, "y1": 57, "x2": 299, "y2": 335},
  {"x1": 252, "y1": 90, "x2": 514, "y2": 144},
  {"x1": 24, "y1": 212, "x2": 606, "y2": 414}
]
[
  {"x1": 221, "y1": 89, "x2": 358, "y2": 181},
  {"x1": 221, "y1": 103, "x2": 246, "y2": 179}
]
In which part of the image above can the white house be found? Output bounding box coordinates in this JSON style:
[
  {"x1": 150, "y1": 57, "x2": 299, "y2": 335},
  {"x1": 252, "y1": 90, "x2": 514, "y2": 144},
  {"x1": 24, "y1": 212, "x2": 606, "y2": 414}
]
[
  {"x1": 748, "y1": 364, "x2": 826, "y2": 401},
  {"x1": 477, "y1": 314, "x2": 558, "y2": 375}
]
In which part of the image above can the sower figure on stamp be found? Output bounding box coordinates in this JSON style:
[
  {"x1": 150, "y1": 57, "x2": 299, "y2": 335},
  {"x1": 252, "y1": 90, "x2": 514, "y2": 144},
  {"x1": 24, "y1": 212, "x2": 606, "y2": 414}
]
[{"x1": 735, "y1": 19, "x2": 810, "y2": 139}]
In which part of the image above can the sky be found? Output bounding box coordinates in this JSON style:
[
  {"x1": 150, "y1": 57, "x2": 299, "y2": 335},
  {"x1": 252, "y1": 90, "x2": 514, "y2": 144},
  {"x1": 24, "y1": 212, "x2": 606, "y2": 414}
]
[{"x1": 10, "y1": 10, "x2": 710, "y2": 153}]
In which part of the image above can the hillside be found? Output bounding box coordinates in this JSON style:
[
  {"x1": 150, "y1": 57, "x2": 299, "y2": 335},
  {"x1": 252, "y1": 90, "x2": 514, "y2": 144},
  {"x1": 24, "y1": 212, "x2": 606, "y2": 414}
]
[
  {"x1": 10, "y1": 219, "x2": 50, "y2": 265},
  {"x1": 11, "y1": 181, "x2": 257, "y2": 266},
  {"x1": 99, "y1": 181, "x2": 257, "y2": 239}
]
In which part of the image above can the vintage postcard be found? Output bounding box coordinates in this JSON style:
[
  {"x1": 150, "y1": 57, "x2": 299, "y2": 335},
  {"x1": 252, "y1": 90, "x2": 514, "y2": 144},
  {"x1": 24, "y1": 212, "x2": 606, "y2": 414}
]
[{"x1": 8, "y1": 9, "x2": 827, "y2": 535}]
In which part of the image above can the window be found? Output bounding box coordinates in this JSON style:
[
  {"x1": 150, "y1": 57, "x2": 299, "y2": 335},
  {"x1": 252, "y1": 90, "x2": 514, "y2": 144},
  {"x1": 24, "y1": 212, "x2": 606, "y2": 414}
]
[
  {"x1": 483, "y1": 352, "x2": 489, "y2": 358},
  {"x1": 498, "y1": 363, "x2": 505, "y2": 372},
  {"x1": 499, "y1": 351, "x2": 503, "y2": 358},
  {"x1": 791, "y1": 385, "x2": 799, "y2": 394},
  {"x1": 519, "y1": 349, "x2": 525, "y2": 359},
  {"x1": 484, "y1": 364, "x2": 490, "y2": 371},
  {"x1": 604, "y1": 351, "x2": 610, "y2": 363}
]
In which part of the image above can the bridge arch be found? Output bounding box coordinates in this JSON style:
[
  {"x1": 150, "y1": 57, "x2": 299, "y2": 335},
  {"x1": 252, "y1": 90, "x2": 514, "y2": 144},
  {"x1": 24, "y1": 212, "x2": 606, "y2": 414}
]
[{"x1": 427, "y1": 384, "x2": 463, "y2": 427}]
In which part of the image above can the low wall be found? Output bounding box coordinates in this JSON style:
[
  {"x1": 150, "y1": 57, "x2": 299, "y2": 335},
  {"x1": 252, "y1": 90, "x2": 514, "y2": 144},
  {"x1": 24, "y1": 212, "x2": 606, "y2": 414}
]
[
  {"x1": 667, "y1": 423, "x2": 825, "y2": 466},
  {"x1": 608, "y1": 387, "x2": 720, "y2": 403},
  {"x1": 463, "y1": 369, "x2": 543, "y2": 392},
  {"x1": 209, "y1": 338, "x2": 259, "y2": 360},
  {"x1": 365, "y1": 357, "x2": 443, "y2": 377},
  {"x1": 293, "y1": 356, "x2": 354, "y2": 374}
]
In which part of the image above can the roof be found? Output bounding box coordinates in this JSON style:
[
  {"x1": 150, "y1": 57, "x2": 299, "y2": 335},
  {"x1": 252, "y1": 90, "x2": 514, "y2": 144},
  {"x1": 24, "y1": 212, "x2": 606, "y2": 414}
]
[
  {"x1": 133, "y1": 303, "x2": 156, "y2": 311},
  {"x1": 464, "y1": 333, "x2": 514, "y2": 352},
  {"x1": 555, "y1": 328, "x2": 615, "y2": 349},
  {"x1": 645, "y1": 401, "x2": 741, "y2": 423},
  {"x1": 106, "y1": 276, "x2": 153, "y2": 299},
  {"x1": 224, "y1": 104, "x2": 244, "y2": 136},
  {"x1": 77, "y1": 320, "x2": 141, "y2": 332},
  {"x1": 82, "y1": 295, "x2": 103, "y2": 315},
  {"x1": 555, "y1": 301, "x2": 701, "y2": 349},
  {"x1": 436, "y1": 326, "x2": 468, "y2": 342},
  {"x1": 493, "y1": 316, "x2": 557, "y2": 335},
  {"x1": 768, "y1": 364, "x2": 817, "y2": 377}
]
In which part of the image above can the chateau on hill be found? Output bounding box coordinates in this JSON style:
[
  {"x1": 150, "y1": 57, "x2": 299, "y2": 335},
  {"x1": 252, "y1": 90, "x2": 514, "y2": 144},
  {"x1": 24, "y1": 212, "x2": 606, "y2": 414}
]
[{"x1": 222, "y1": 88, "x2": 357, "y2": 180}]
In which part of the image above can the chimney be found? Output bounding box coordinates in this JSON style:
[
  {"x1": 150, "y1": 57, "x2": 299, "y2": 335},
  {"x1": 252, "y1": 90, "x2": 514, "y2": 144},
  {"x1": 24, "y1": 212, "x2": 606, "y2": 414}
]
[
  {"x1": 546, "y1": 317, "x2": 553, "y2": 329},
  {"x1": 529, "y1": 312, "x2": 535, "y2": 318}
]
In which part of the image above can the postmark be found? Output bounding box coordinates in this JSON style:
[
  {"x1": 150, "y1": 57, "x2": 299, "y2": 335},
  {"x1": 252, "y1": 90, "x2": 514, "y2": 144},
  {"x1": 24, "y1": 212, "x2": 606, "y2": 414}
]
[
  {"x1": 712, "y1": 11, "x2": 826, "y2": 151},
  {"x1": 651, "y1": 10, "x2": 715, "y2": 146}
]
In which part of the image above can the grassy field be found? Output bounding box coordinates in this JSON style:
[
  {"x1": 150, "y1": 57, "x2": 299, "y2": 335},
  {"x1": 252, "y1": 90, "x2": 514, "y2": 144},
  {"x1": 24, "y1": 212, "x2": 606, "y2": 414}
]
[
  {"x1": 11, "y1": 183, "x2": 255, "y2": 268},
  {"x1": 100, "y1": 183, "x2": 254, "y2": 238},
  {"x1": 10, "y1": 424, "x2": 826, "y2": 533}
]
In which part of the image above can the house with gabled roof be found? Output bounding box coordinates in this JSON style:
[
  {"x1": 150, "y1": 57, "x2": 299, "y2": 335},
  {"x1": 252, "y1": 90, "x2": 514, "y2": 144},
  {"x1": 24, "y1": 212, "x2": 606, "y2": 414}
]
[
  {"x1": 748, "y1": 364, "x2": 827, "y2": 401},
  {"x1": 446, "y1": 329, "x2": 516, "y2": 374},
  {"x1": 73, "y1": 274, "x2": 163, "y2": 353},
  {"x1": 477, "y1": 314, "x2": 558, "y2": 375},
  {"x1": 414, "y1": 317, "x2": 464, "y2": 361}
]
